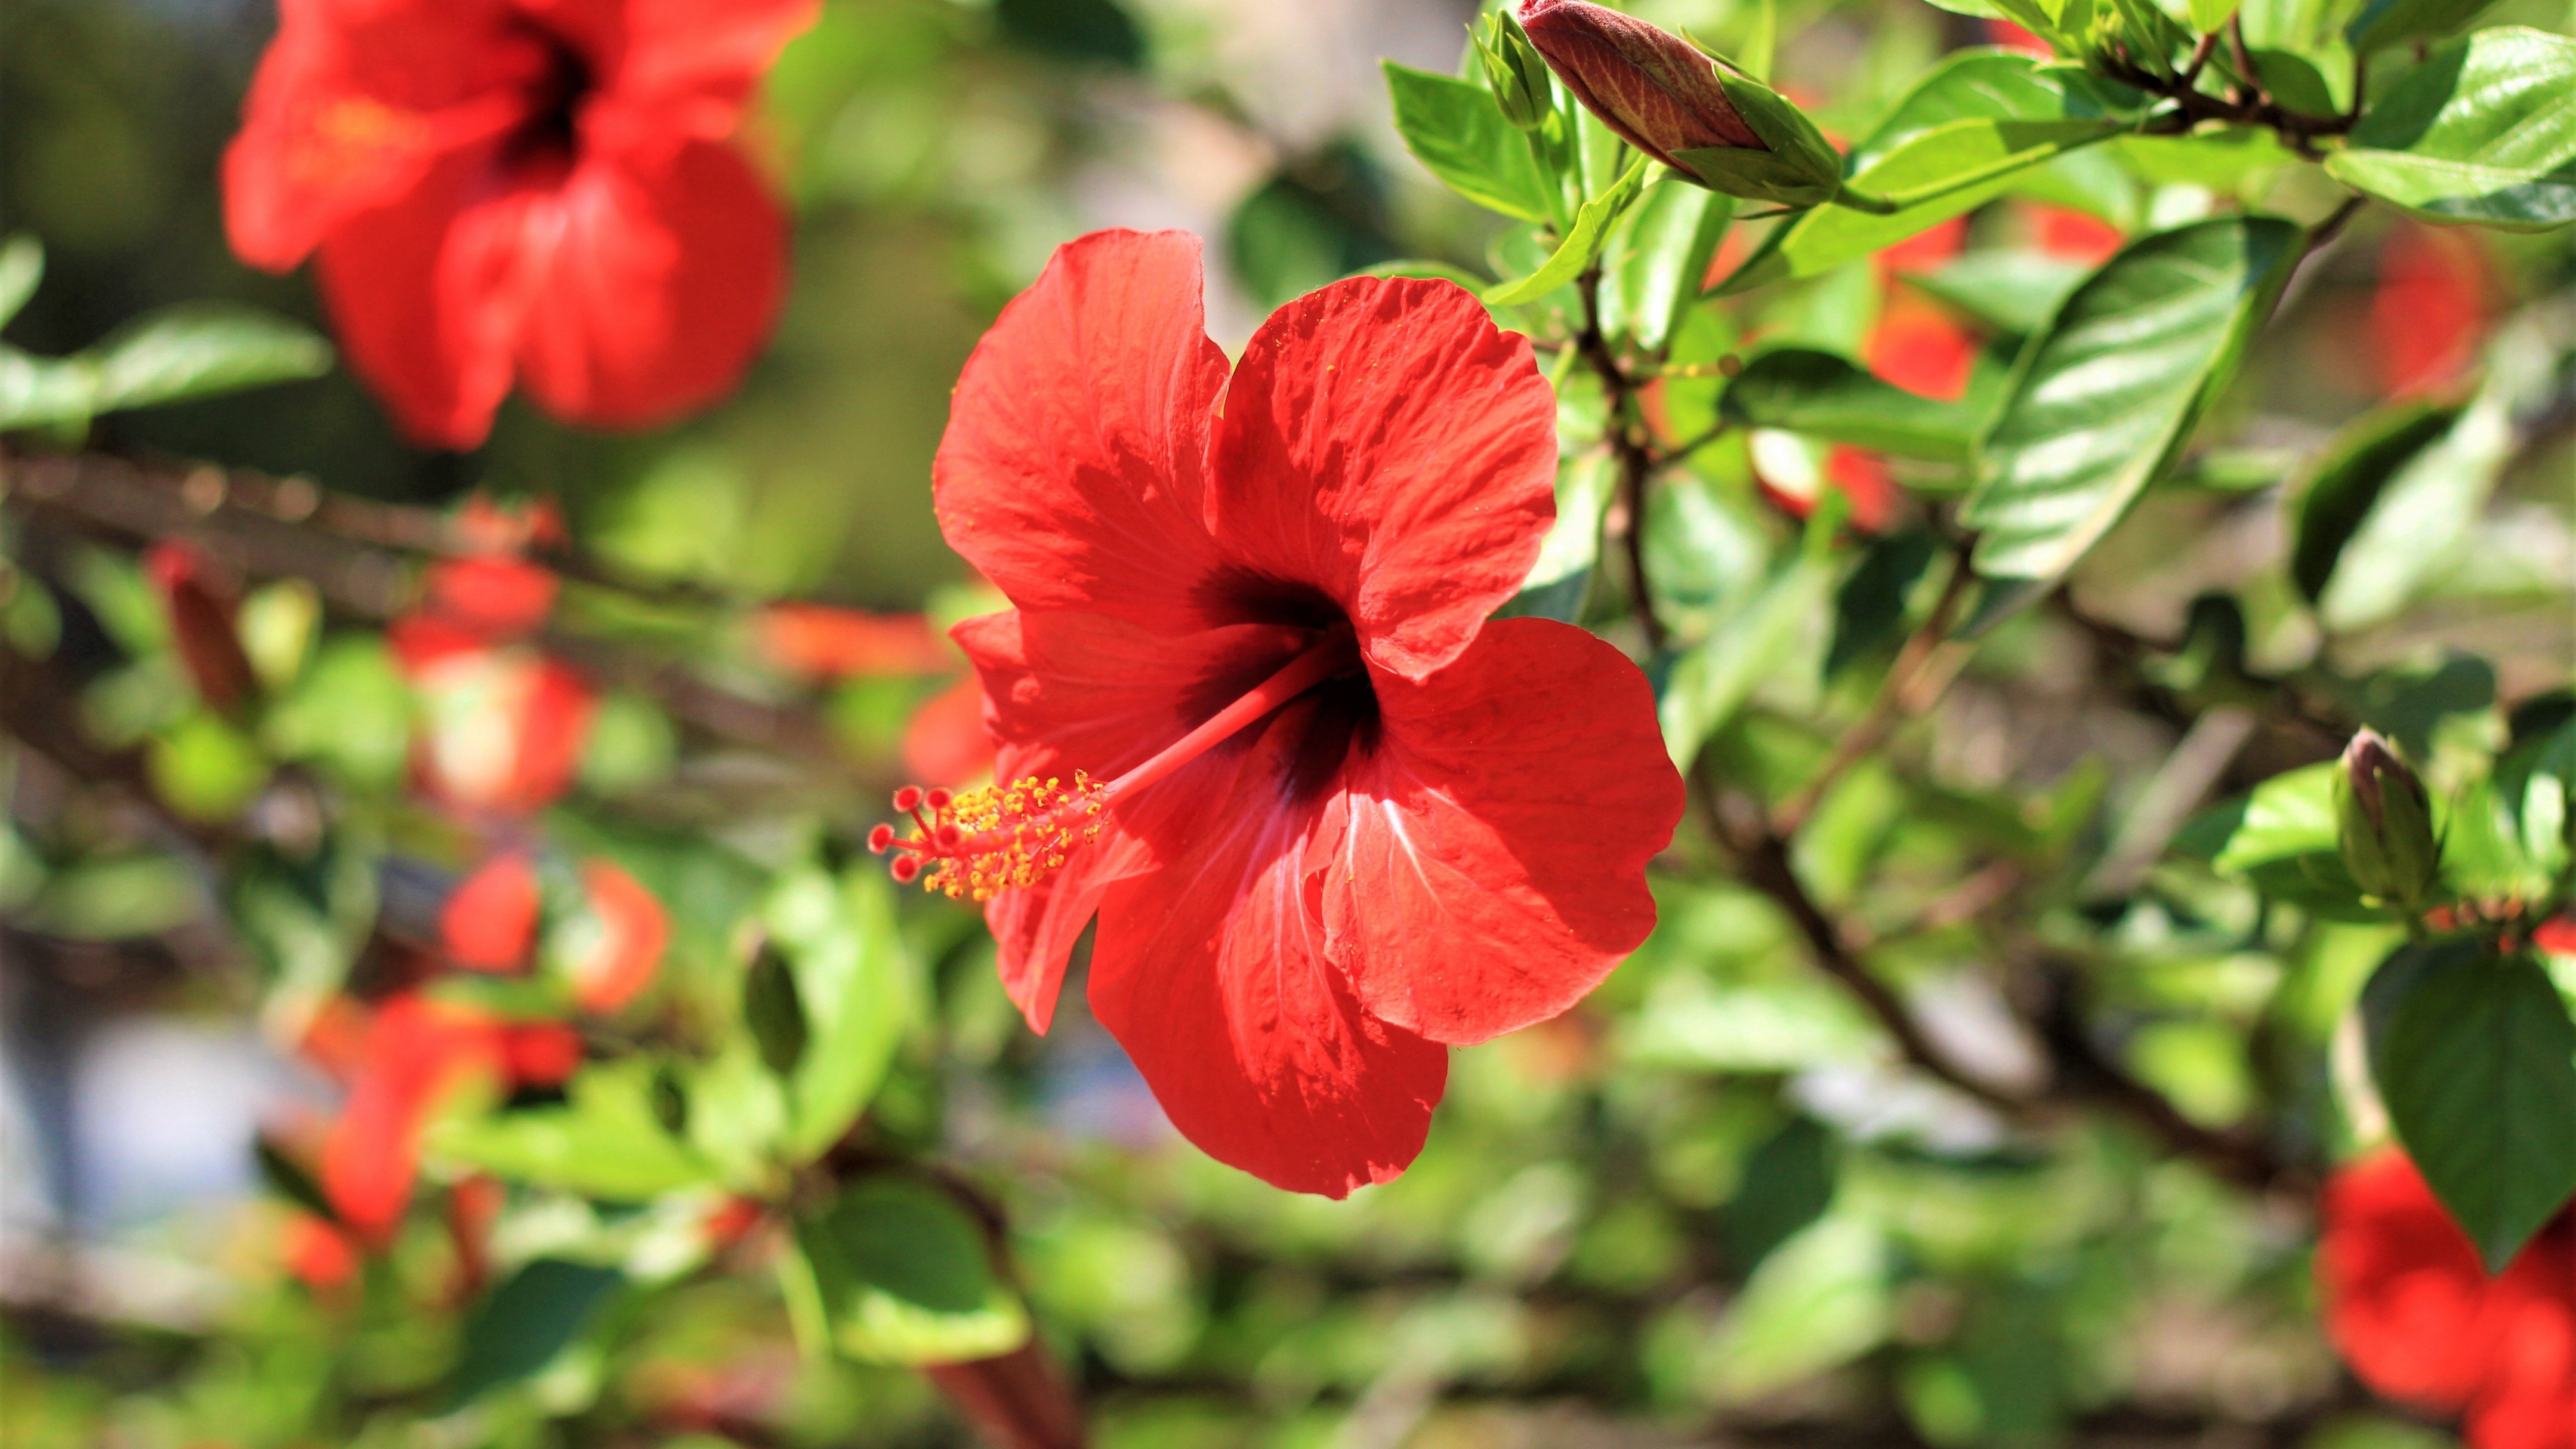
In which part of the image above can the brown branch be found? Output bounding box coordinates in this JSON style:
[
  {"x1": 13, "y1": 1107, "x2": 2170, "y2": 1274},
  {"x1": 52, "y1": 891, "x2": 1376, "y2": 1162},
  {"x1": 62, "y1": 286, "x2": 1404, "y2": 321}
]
[{"x1": 1574, "y1": 270, "x2": 1667, "y2": 653}]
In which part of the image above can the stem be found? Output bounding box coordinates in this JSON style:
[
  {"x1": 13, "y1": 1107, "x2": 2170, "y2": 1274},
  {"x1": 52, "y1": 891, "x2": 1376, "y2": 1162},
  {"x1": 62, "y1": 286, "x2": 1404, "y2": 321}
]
[
  {"x1": 1770, "y1": 545, "x2": 1976, "y2": 837},
  {"x1": 1574, "y1": 268, "x2": 1667, "y2": 653}
]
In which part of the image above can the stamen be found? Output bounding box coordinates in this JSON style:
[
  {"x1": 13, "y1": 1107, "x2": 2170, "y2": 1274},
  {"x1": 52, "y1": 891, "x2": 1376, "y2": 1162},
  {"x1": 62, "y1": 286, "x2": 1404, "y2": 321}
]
[
  {"x1": 869, "y1": 629, "x2": 1359, "y2": 901},
  {"x1": 880, "y1": 772, "x2": 1109, "y2": 902}
]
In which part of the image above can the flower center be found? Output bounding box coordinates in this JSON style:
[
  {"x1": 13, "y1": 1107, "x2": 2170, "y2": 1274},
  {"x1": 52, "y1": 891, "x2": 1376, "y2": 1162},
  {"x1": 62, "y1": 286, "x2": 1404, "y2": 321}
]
[
  {"x1": 869, "y1": 630, "x2": 1358, "y2": 901},
  {"x1": 507, "y1": 23, "x2": 594, "y2": 164}
]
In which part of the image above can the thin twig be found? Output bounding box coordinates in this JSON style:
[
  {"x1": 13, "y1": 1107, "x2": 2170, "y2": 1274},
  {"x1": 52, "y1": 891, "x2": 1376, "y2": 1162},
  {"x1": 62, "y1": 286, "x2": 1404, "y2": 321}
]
[
  {"x1": 1573, "y1": 269, "x2": 1667, "y2": 652},
  {"x1": 1769, "y1": 547, "x2": 1977, "y2": 836}
]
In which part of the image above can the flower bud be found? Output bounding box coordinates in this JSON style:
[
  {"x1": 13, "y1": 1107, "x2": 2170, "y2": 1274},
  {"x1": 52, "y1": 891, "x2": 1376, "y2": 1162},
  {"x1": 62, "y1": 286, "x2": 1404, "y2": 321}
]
[
  {"x1": 1517, "y1": 0, "x2": 1843, "y2": 206},
  {"x1": 2338, "y1": 729, "x2": 2441, "y2": 906},
  {"x1": 1475, "y1": 11, "x2": 1553, "y2": 132}
]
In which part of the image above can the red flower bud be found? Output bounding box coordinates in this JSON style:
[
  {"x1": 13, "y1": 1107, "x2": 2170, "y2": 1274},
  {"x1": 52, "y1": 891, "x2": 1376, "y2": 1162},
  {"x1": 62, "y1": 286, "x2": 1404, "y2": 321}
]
[
  {"x1": 144, "y1": 541, "x2": 260, "y2": 714},
  {"x1": 1517, "y1": 0, "x2": 1764, "y2": 170}
]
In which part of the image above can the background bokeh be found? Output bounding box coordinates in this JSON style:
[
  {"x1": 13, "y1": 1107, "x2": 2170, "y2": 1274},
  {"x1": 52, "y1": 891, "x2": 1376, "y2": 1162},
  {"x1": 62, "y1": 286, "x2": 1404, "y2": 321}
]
[{"x1": 4, "y1": 0, "x2": 2572, "y2": 1445}]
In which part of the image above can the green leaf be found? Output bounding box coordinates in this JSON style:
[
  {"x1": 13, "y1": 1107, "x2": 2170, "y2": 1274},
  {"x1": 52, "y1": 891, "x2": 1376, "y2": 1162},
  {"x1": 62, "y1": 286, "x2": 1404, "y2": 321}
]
[
  {"x1": 445, "y1": 1259, "x2": 625, "y2": 1408},
  {"x1": 2325, "y1": 28, "x2": 2576, "y2": 230},
  {"x1": 745, "y1": 947, "x2": 810, "y2": 1078},
  {"x1": 2290, "y1": 399, "x2": 2460, "y2": 605},
  {"x1": 1906, "y1": 251, "x2": 2093, "y2": 335},
  {"x1": 2192, "y1": 0, "x2": 2239, "y2": 35},
  {"x1": 430, "y1": 1058, "x2": 717, "y2": 1200},
  {"x1": 2344, "y1": 0, "x2": 2500, "y2": 57},
  {"x1": 1719, "y1": 347, "x2": 1977, "y2": 459},
  {"x1": 2185, "y1": 762, "x2": 2390, "y2": 918},
  {"x1": 1660, "y1": 506, "x2": 1840, "y2": 771},
  {"x1": 1383, "y1": 61, "x2": 1555, "y2": 224},
  {"x1": 260, "y1": 635, "x2": 412, "y2": 790},
  {"x1": 2365, "y1": 941, "x2": 2576, "y2": 1271},
  {"x1": 0, "y1": 347, "x2": 95, "y2": 431},
  {"x1": 769, "y1": 868, "x2": 915, "y2": 1162},
  {"x1": 1487, "y1": 152, "x2": 1650, "y2": 307},
  {"x1": 90, "y1": 304, "x2": 332, "y2": 411},
  {"x1": 794, "y1": 1176, "x2": 1030, "y2": 1365},
  {"x1": 1603, "y1": 180, "x2": 1733, "y2": 352},
  {"x1": 2315, "y1": 338, "x2": 2521, "y2": 628},
  {"x1": 1960, "y1": 216, "x2": 2302, "y2": 592},
  {"x1": 0, "y1": 235, "x2": 40, "y2": 329},
  {"x1": 2248, "y1": 48, "x2": 2339, "y2": 116},
  {"x1": 146, "y1": 711, "x2": 271, "y2": 824},
  {"x1": 1704, "y1": 1216, "x2": 1891, "y2": 1402},
  {"x1": 1847, "y1": 53, "x2": 2136, "y2": 175}
]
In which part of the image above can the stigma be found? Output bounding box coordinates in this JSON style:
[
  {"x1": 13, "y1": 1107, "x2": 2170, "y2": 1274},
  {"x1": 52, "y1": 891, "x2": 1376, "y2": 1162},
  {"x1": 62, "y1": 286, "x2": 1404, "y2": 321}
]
[{"x1": 868, "y1": 776, "x2": 1107, "y2": 902}]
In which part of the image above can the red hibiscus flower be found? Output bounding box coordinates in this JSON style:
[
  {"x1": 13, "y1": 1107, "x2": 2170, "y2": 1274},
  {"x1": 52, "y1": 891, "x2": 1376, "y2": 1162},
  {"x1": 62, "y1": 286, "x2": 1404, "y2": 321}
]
[
  {"x1": 223, "y1": 0, "x2": 816, "y2": 448},
  {"x1": 317, "y1": 994, "x2": 581, "y2": 1243},
  {"x1": 392, "y1": 617, "x2": 596, "y2": 814},
  {"x1": 759, "y1": 605, "x2": 954, "y2": 679},
  {"x1": 872, "y1": 230, "x2": 1682, "y2": 1196},
  {"x1": 2320, "y1": 1148, "x2": 2576, "y2": 1449}
]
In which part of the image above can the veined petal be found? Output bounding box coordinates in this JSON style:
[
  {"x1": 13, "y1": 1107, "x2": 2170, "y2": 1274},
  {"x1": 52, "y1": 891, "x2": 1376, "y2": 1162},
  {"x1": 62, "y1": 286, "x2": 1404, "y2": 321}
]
[
  {"x1": 1207, "y1": 275, "x2": 1557, "y2": 680},
  {"x1": 313, "y1": 145, "x2": 541, "y2": 448},
  {"x1": 1088, "y1": 701, "x2": 1446, "y2": 1198},
  {"x1": 933, "y1": 230, "x2": 1232, "y2": 631},
  {"x1": 1315, "y1": 618, "x2": 1678, "y2": 1044},
  {"x1": 510, "y1": 144, "x2": 787, "y2": 431},
  {"x1": 954, "y1": 608, "x2": 1313, "y2": 1029}
]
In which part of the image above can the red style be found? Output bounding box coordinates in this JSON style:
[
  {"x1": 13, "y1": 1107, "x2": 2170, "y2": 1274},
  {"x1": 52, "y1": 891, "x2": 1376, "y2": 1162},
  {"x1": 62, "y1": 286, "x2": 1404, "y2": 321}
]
[
  {"x1": 2320, "y1": 1149, "x2": 2576, "y2": 1449},
  {"x1": 224, "y1": 0, "x2": 816, "y2": 448},
  {"x1": 902, "y1": 230, "x2": 1682, "y2": 1196}
]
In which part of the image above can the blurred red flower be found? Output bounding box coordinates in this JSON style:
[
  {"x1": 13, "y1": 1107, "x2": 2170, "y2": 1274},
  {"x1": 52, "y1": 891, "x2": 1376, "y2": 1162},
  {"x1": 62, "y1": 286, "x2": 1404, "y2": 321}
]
[
  {"x1": 2320, "y1": 1148, "x2": 2576, "y2": 1449},
  {"x1": 282, "y1": 1212, "x2": 359, "y2": 1291},
  {"x1": 440, "y1": 849, "x2": 542, "y2": 970},
  {"x1": 759, "y1": 604, "x2": 953, "y2": 678},
  {"x1": 223, "y1": 0, "x2": 816, "y2": 448},
  {"x1": 425, "y1": 554, "x2": 560, "y2": 637},
  {"x1": 562, "y1": 858, "x2": 667, "y2": 1013},
  {"x1": 2371, "y1": 224, "x2": 2489, "y2": 398},
  {"x1": 391, "y1": 618, "x2": 596, "y2": 815},
  {"x1": 317, "y1": 994, "x2": 579, "y2": 1243},
  {"x1": 1869, "y1": 289, "x2": 1977, "y2": 402},
  {"x1": 902, "y1": 230, "x2": 1682, "y2": 1196},
  {"x1": 2025, "y1": 202, "x2": 2125, "y2": 266}
]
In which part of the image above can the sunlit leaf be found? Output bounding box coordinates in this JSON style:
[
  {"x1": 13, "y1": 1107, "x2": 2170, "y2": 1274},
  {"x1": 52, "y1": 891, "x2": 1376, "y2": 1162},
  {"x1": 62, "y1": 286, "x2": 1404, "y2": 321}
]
[
  {"x1": 2325, "y1": 29, "x2": 2576, "y2": 230},
  {"x1": 1719, "y1": 347, "x2": 1976, "y2": 459},
  {"x1": 2365, "y1": 941, "x2": 2576, "y2": 1271},
  {"x1": 794, "y1": 1175, "x2": 1029, "y2": 1365},
  {"x1": 1383, "y1": 61, "x2": 1555, "y2": 224}
]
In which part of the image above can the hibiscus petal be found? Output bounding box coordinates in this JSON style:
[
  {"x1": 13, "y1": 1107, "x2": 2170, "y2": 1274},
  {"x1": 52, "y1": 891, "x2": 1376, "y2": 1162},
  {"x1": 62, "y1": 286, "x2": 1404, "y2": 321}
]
[
  {"x1": 313, "y1": 146, "x2": 539, "y2": 448},
  {"x1": 953, "y1": 608, "x2": 1312, "y2": 1031},
  {"x1": 510, "y1": 142, "x2": 788, "y2": 431},
  {"x1": 1208, "y1": 276, "x2": 1557, "y2": 680},
  {"x1": 1088, "y1": 702, "x2": 1447, "y2": 1198},
  {"x1": 588, "y1": 0, "x2": 820, "y2": 144},
  {"x1": 223, "y1": 0, "x2": 532, "y2": 269},
  {"x1": 933, "y1": 230, "x2": 1232, "y2": 631},
  {"x1": 1315, "y1": 617, "x2": 1679, "y2": 1044}
]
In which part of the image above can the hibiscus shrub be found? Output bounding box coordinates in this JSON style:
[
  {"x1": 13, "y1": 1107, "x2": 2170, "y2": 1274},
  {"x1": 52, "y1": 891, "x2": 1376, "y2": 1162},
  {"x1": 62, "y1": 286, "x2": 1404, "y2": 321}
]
[{"x1": 2, "y1": 0, "x2": 2572, "y2": 1446}]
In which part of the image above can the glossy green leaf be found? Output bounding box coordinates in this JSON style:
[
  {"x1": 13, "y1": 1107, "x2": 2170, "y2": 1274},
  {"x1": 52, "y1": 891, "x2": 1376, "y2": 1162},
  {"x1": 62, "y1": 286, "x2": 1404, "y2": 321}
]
[
  {"x1": 794, "y1": 1176, "x2": 1029, "y2": 1365},
  {"x1": 2344, "y1": 0, "x2": 2499, "y2": 57},
  {"x1": 1961, "y1": 217, "x2": 2302, "y2": 591},
  {"x1": 1704, "y1": 1216, "x2": 1891, "y2": 1402},
  {"x1": 0, "y1": 349, "x2": 94, "y2": 430},
  {"x1": 2365, "y1": 941, "x2": 2576, "y2": 1271},
  {"x1": 1718, "y1": 347, "x2": 1977, "y2": 459},
  {"x1": 768, "y1": 867, "x2": 915, "y2": 1161},
  {"x1": 0, "y1": 235, "x2": 39, "y2": 329},
  {"x1": 430, "y1": 1058, "x2": 717, "y2": 1200},
  {"x1": 2315, "y1": 341, "x2": 2520, "y2": 628},
  {"x1": 1602, "y1": 179, "x2": 1732, "y2": 352},
  {"x1": 1906, "y1": 251, "x2": 2093, "y2": 335},
  {"x1": 1488, "y1": 152, "x2": 1649, "y2": 307},
  {"x1": 90, "y1": 304, "x2": 332, "y2": 411},
  {"x1": 1383, "y1": 61, "x2": 1554, "y2": 224},
  {"x1": 2325, "y1": 29, "x2": 2576, "y2": 230},
  {"x1": 2290, "y1": 399, "x2": 2460, "y2": 605},
  {"x1": 2180, "y1": 761, "x2": 2390, "y2": 919},
  {"x1": 2248, "y1": 48, "x2": 2339, "y2": 117},
  {"x1": 445, "y1": 1259, "x2": 625, "y2": 1408},
  {"x1": 1660, "y1": 503, "x2": 1841, "y2": 770},
  {"x1": 1846, "y1": 53, "x2": 2134, "y2": 173}
]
